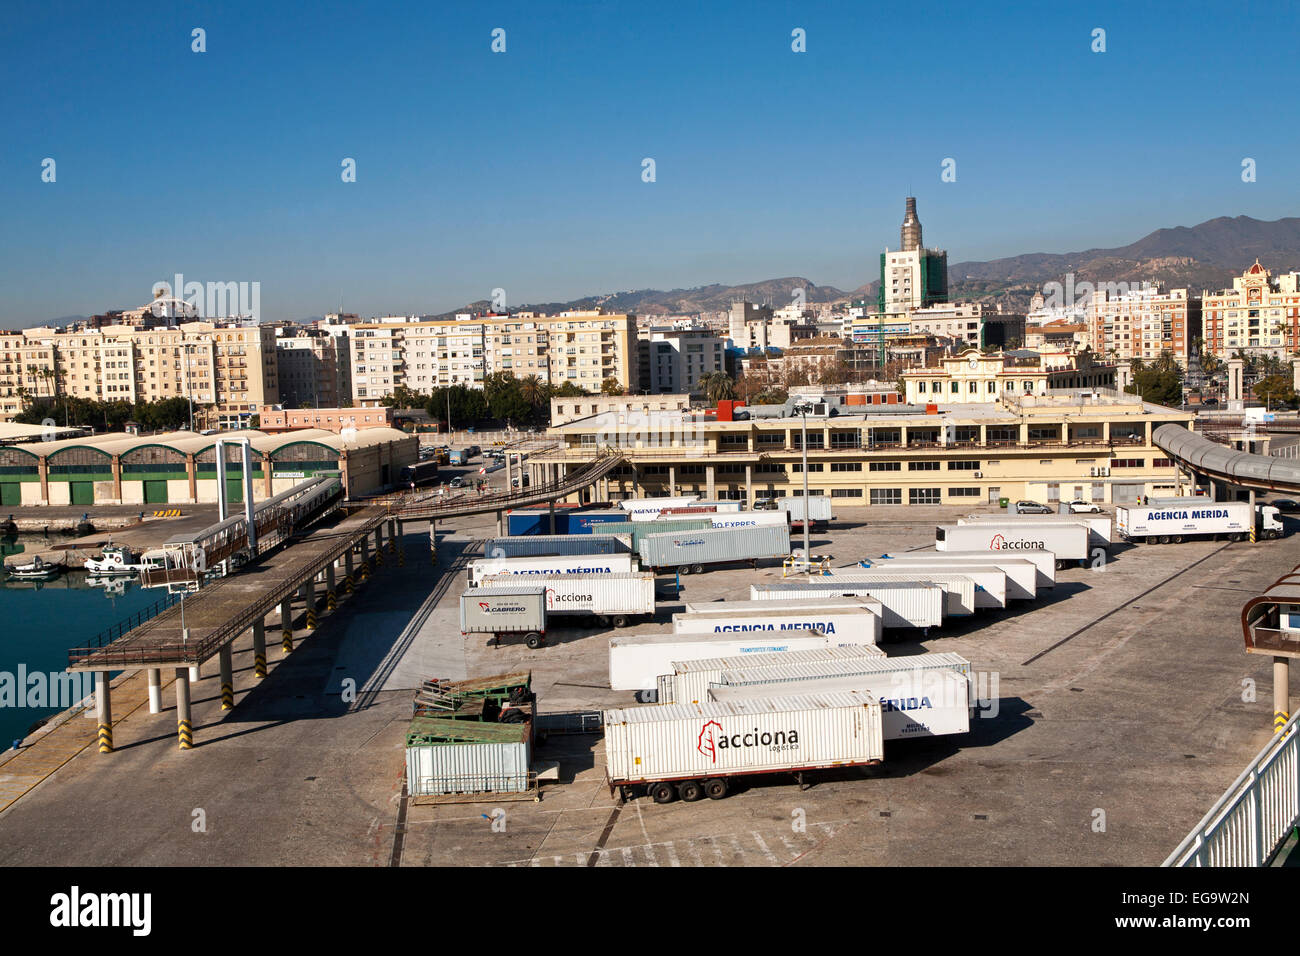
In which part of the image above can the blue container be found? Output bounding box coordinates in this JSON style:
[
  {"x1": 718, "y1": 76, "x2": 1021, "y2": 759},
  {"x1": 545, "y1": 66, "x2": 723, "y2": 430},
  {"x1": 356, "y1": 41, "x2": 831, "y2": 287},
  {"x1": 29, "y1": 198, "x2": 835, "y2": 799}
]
[
  {"x1": 507, "y1": 511, "x2": 571, "y2": 535},
  {"x1": 567, "y1": 510, "x2": 630, "y2": 534}
]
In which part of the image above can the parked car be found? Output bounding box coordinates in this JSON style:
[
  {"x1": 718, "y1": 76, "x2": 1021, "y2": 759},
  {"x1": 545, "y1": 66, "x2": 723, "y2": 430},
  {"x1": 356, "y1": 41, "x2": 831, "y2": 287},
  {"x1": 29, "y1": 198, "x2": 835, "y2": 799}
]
[
  {"x1": 1015, "y1": 500, "x2": 1053, "y2": 514},
  {"x1": 449, "y1": 477, "x2": 465, "y2": 489},
  {"x1": 1067, "y1": 500, "x2": 1102, "y2": 514},
  {"x1": 1272, "y1": 498, "x2": 1299, "y2": 512}
]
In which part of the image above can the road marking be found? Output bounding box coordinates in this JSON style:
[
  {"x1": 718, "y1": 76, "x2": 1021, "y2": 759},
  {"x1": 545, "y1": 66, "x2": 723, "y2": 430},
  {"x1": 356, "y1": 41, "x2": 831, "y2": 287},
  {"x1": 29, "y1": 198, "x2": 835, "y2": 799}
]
[{"x1": 751, "y1": 831, "x2": 779, "y2": 864}]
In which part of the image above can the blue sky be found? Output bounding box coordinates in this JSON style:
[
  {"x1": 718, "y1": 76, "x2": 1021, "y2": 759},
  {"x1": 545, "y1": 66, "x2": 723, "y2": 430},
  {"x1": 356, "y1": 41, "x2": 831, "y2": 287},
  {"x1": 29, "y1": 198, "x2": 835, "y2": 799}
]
[{"x1": 2, "y1": 0, "x2": 1297, "y2": 325}]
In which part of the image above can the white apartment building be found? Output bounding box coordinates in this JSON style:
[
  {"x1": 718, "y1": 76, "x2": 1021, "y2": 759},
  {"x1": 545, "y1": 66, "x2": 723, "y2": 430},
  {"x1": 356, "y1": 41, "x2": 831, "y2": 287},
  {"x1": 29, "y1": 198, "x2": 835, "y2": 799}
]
[{"x1": 637, "y1": 328, "x2": 726, "y2": 395}]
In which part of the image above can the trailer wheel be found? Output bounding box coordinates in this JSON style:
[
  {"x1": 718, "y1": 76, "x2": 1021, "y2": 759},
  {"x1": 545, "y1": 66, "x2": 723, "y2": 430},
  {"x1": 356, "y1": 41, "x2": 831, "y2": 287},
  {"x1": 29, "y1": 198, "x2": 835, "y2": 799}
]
[
  {"x1": 612, "y1": 614, "x2": 629, "y2": 628},
  {"x1": 596, "y1": 614, "x2": 611, "y2": 627},
  {"x1": 525, "y1": 632, "x2": 542, "y2": 649},
  {"x1": 678, "y1": 779, "x2": 704, "y2": 802},
  {"x1": 1158, "y1": 535, "x2": 1171, "y2": 544},
  {"x1": 692, "y1": 563, "x2": 704, "y2": 575},
  {"x1": 1171, "y1": 535, "x2": 1183, "y2": 544},
  {"x1": 1230, "y1": 532, "x2": 1244, "y2": 542},
  {"x1": 678, "y1": 564, "x2": 692, "y2": 576},
  {"x1": 650, "y1": 782, "x2": 677, "y2": 804},
  {"x1": 703, "y1": 777, "x2": 728, "y2": 800}
]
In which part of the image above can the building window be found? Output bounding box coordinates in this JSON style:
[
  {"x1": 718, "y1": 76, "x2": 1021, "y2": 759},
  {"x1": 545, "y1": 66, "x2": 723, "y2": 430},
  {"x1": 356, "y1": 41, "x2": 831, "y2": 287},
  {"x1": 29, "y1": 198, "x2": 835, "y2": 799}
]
[
  {"x1": 830, "y1": 462, "x2": 862, "y2": 472},
  {"x1": 947, "y1": 487, "x2": 980, "y2": 498},
  {"x1": 831, "y1": 488, "x2": 863, "y2": 498},
  {"x1": 870, "y1": 488, "x2": 901, "y2": 505},
  {"x1": 790, "y1": 463, "x2": 824, "y2": 473},
  {"x1": 868, "y1": 461, "x2": 901, "y2": 472},
  {"x1": 917, "y1": 381, "x2": 927, "y2": 393},
  {"x1": 1111, "y1": 458, "x2": 1145, "y2": 468},
  {"x1": 907, "y1": 461, "x2": 940, "y2": 471},
  {"x1": 947, "y1": 460, "x2": 979, "y2": 471},
  {"x1": 909, "y1": 488, "x2": 941, "y2": 505}
]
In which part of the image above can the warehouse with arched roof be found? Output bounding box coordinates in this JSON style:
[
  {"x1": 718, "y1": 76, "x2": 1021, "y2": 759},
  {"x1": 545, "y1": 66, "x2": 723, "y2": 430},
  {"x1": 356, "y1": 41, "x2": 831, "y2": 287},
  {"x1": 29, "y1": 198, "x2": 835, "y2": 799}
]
[{"x1": 0, "y1": 426, "x2": 417, "y2": 506}]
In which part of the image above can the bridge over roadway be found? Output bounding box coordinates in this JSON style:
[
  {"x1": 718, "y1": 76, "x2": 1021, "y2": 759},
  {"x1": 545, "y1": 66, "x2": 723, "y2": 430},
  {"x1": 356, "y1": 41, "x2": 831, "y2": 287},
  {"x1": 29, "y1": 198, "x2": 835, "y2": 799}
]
[{"x1": 1154, "y1": 424, "x2": 1300, "y2": 496}]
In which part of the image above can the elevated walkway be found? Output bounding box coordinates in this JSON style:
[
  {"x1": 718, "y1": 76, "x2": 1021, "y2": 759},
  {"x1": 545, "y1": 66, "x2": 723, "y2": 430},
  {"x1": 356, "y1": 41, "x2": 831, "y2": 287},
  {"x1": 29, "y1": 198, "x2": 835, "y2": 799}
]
[{"x1": 1154, "y1": 424, "x2": 1300, "y2": 495}]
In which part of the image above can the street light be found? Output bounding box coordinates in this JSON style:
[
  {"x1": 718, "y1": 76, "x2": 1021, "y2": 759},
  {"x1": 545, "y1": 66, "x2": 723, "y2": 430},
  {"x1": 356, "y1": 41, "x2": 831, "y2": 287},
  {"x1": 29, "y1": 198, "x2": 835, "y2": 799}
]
[{"x1": 792, "y1": 401, "x2": 814, "y2": 568}]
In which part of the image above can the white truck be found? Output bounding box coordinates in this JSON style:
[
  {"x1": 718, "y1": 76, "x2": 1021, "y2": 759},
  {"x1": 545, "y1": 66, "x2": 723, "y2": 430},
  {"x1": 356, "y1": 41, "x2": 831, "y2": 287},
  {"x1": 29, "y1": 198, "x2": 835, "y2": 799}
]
[
  {"x1": 603, "y1": 691, "x2": 885, "y2": 803},
  {"x1": 859, "y1": 553, "x2": 1041, "y2": 600},
  {"x1": 937, "y1": 522, "x2": 1087, "y2": 567},
  {"x1": 672, "y1": 599, "x2": 882, "y2": 644},
  {"x1": 468, "y1": 552, "x2": 637, "y2": 587},
  {"x1": 778, "y1": 495, "x2": 832, "y2": 532},
  {"x1": 1116, "y1": 500, "x2": 1284, "y2": 543},
  {"x1": 476, "y1": 572, "x2": 655, "y2": 627}
]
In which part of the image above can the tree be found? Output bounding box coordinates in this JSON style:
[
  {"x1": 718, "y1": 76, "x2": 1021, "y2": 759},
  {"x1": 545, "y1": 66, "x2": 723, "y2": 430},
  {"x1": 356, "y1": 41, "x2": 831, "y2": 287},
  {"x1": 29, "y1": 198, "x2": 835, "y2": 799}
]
[
  {"x1": 700, "y1": 371, "x2": 736, "y2": 403},
  {"x1": 1124, "y1": 359, "x2": 1183, "y2": 407},
  {"x1": 1253, "y1": 375, "x2": 1298, "y2": 410},
  {"x1": 518, "y1": 374, "x2": 546, "y2": 407},
  {"x1": 552, "y1": 381, "x2": 587, "y2": 398},
  {"x1": 600, "y1": 378, "x2": 624, "y2": 396}
]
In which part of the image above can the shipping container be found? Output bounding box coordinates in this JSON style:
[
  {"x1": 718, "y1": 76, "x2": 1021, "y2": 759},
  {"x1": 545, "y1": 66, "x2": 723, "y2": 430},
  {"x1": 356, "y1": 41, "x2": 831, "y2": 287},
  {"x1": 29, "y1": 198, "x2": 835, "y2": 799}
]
[
  {"x1": 778, "y1": 495, "x2": 833, "y2": 531},
  {"x1": 566, "y1": 509, "x2": 635, "y2": 534},
  {"x1": 750, "y1": 581, "x2": 945, "y2": 630},
  {"x1": 861, "y1": 552, "x2": 1040, "y2": 600},
  {"x1": 710, "y1": 668, "x2": 970, "y2": 741},
  {"x1": 483, "y1": 533, "x2": 633, "y2": 559},
  {"x1": 672, "y1": 601, "x2": 881, "y2": 644},
  {"x1": 1116, "y1": 501, "x2": 1283, "y2": 542},
  {"x1": 719, "y1": 650, "x2": 972, "y2": 688},
  {"x1": 618, "y1": 496, "x2": 701, "y2": 517},
  {"x1": 658, "y1": 643, "x2": 887, "y2": 705},
  {"x1": 459, "y1": 587, "x2": 547, "y2": 648},
  {"x1": 832, "y1": 564, "x2": 1007, "y2": 611},
  {"x1": 507, "y1": 504, "x2": 580, "y2": 536},
  {"x1": 596, "y1": 518, "x2": 715, "y2": 550},
  {"x1": 603, "y1": 691, "x2": 885, "y2": 801},
  {"x1": 609, "y1": 629, "x2": 837, "y2": 693},
  {"x1": 823, "y1": 569, "x2": 981, "y2": 616},
  {"x1": 478, "y1": 572, "x2": 656, "y2": 624},
  {"x1": 960, "y1": 513, "x2": 1113, "y2": 548},
  {"x1": 448, "y1": 447, "x2": 475, "y2": 465},
  {"x1": 468, "y1": 552, "x2": 637, "y2": 586},
  {"x1": 639, "y1": 523, "x2": 791, "y2": 572},
  {"x1": 405, "y1": 718, "x2": 532, "y2": 795},
  {"x1": 936, "y1": 522, "x2": 1087, "y2": 565}
]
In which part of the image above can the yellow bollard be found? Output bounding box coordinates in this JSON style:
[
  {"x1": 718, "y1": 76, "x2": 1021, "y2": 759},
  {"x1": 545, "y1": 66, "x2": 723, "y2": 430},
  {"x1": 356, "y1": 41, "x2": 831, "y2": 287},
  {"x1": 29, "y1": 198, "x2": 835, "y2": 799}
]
[
  {"x1": 178, "y1": 720, "x2": 193, "y2": 750},
  {"x1": 254, "y1": 653, "x2": 267, "y2": 679},
  {"x1": 221, "y1": 683, "x2": 234, "y2": 710},
  {"x1": 97, "y1": 723, "x2": 113, "y2": 754}
]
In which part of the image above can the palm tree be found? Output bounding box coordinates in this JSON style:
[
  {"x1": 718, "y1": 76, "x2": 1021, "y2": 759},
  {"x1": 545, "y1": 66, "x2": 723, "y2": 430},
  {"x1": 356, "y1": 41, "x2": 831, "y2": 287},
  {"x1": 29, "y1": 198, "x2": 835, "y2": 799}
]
[
  {"x1": 701, "y1": 371, "x2": 737, "y2": 403},
  {"x1": 519, "y1": 374, "x2": 545, "y2": 407}
]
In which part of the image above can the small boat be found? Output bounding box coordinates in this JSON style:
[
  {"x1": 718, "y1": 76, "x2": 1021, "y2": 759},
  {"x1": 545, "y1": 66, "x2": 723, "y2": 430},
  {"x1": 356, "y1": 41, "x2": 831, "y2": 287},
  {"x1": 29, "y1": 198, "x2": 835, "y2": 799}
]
[
  {"x1": 5, "y1": 555, "x2": 61, "y2": 579},
  {"x1": 84, "y1": 544, "x2": 147, "y2": 576}
]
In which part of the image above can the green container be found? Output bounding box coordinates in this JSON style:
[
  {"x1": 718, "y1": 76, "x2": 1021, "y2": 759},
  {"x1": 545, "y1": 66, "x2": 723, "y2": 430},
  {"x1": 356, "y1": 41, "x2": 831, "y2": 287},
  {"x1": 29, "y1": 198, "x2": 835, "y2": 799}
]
[
  {"x1": 999, "y1": 497, "x2": 1010, "y2": 509},
  {"x1": 601, "y1": 518, "x2": 714, "y2": 550}
]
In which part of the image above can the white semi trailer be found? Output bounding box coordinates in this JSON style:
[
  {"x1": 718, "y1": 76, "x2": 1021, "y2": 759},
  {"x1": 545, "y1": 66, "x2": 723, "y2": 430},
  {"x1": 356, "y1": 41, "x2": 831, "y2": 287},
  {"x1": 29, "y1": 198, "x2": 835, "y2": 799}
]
[
  {"x1": 937, "y1": 522, "x2": 1087, "y2": 567},
  {"x1": 860, "y1": 553, "x2": 1041, "y2": 600},
  {"x1": 1116, "y1": 501, "x2": 1284, "y2": 543}
]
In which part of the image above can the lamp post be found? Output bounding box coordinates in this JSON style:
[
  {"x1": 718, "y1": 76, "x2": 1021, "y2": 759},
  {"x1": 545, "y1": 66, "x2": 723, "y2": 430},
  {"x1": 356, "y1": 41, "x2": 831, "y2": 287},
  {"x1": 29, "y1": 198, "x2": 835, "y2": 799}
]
[{"x1": 793, "y1": 401, "x2": 813, "y2": 568}]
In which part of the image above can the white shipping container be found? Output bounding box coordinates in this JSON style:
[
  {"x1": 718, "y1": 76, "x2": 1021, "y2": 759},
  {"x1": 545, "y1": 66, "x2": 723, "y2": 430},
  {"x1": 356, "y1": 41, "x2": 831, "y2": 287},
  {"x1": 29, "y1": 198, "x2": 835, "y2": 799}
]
[
  {"x1": 833, "y1": 565, "x2": 1007, "y2": 610},
  {"x1": 405, "y1": 739, "x2": 531, "y2": 795},
  {"x1": 961, "y1": 513, "x2": 1113, "y2": 547},
  {"x1": 603, "y1": 691, "x2": 885, "y2": 787},
  {"x1": 709, "y1": 669, "x2": 970, "y2": 741},
  {"x1": 751, "y1": 581, "x2": 945, "y2": 630},
  {"x1": 702, "y1": 510, "x2": 790, "y2": 530},
  {"x1": 824, "y1": 569, "x2": 982, "y2": 616},
  {"x1": 720, "y1": 651, "x2": 972, "y2": 687},
  {"x1": 482, "y1": 534, "x2": 633, "y2": 558},
  {"x1": 683, "y1": 597, "x2": 873, "y2": 616},
  {"x1": 609, "y1": 629, "x2": 837, "y2": 692},
  {"x1": 660, "y1": 643, "x2": 887, "y2": 705},
  {"x1": 477, "y1": 572, "x2": 655, "y2": 618},
  {"x1": 936, "y1": 522, "x2": 1086, "y2": 562},
  {"x1": 468, "y1": 552, "x2": 636, "y2": 586},
  {"x1": 777, "y1": 496, "x2": 833, "y2": 522},
  {"x1": 860, "y1": 552, "x2": 1042, "y2": 599},
  {"x1": 1116, "y1": 501, "x2": 1251, "y2": 539},
  {"x1": 619, "y1": 495, "x2": 701, "y2": 516},
  {"x1": 639, "y1": 524, "x2": 791, "y2": 569},
  {"x1": 672, "y1": 602, "x2": 882, "y2": 644}
]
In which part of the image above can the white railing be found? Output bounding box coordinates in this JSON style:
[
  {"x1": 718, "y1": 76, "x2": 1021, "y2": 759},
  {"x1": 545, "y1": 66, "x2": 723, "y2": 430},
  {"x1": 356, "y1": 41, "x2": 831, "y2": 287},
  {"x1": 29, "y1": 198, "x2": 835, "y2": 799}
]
[{"x1": 1163, "y1": 710, "x2": 1300, "y2": 866}]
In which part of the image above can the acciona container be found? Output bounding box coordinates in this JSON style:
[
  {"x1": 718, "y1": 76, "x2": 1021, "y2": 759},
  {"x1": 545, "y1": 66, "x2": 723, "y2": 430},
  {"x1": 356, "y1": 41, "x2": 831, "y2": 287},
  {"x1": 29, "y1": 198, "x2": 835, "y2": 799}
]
[
  {"x1": 672, "y1": 601, "x2": 882, "y2": 644},
  {"x1": 832, "y1": 565, "x2": 1006, "y2": 611},
  {"x1": 609, "y1": 629, "x2": 838, "y2": 692},
  {"x1": 750, "y1": 581, "x2": 944, "y2": 630},
  {"x1": 659, "y1": 643, "x2": 887, "y2": 705},
  {"x1": 468, "y1": 552, "x2": 637, "y2": 587},
  {"x1": 603, "y1": 691, "x2": 885, "y2": 789},
  {"x1": 823, "y1": 569, "x2": 979, "y2": 617},
  {"x1": 936, "y1": 522, "x2": 1086, "y2": 563},
  {"x1": 709, "y1": 669, "x2": 970, "y2": 741},
  {"x1": 638, "y1": 524, "x2": 791, "y2": 570},
  {"x1": 478, "y1": 572, "x2": 655, "y2": 619},
  {"x1": 861, "y1": 552, "x2": 1043, "y2": 600},
  {"x1": 483, "y1": 534, "x2": 633, "y2": 558},
  {"x1": 960, "y1": 513, "x2": 1113, "y2": 548}
]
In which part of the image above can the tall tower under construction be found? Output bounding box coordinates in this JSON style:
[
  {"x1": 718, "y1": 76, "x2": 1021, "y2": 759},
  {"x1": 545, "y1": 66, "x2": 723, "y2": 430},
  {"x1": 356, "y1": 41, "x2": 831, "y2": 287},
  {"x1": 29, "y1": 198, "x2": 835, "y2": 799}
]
[
  {"x1": 878, "y1": 196, "x2": 948, "y2": 313},
  {"x1": 900, "y1": 196, "x2": 923, "y2": 252}
]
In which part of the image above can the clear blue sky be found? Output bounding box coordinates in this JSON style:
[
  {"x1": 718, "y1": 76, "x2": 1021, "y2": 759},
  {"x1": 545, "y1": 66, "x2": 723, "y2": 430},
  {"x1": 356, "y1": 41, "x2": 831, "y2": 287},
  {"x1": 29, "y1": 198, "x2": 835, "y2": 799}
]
[{"x1": 2, "y1": 0, "x2": 1296, "y2": 325}]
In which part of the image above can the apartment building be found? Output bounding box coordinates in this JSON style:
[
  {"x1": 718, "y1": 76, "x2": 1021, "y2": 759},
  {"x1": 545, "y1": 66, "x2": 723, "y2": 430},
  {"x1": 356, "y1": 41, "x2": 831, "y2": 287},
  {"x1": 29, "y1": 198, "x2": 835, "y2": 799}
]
[
  {"x1": 1202, "y1": 261, "x2": 1300, "y2": 359},
  {"x1": 1088, "y1": 286, "x2": 1201, "y2": 366},
  {"x1": 637, "y1": 327, "x2": 726, "y2": 394},
  {"x1": 531, "y1": 389, "x2": 1191, "y2": 508},
  {"x1": 0, "y1": 321, "x2": 279, "y2": 427},
  {"x1": 900, "y1": 349, "x2": 1115, "y2": 405},
  {"x1": 275, "y1": 326, "x2": 352, "y2": 408},
  {"x1": 349, "y1": 312, "x2": 638, "y2": 406}
]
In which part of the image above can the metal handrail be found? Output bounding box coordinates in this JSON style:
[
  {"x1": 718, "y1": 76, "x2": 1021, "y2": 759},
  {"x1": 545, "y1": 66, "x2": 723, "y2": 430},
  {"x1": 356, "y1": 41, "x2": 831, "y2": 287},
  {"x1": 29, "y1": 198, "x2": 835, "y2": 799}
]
[{"x1": 1163, "y1": 710, "x2": 1300, "y2": 866}]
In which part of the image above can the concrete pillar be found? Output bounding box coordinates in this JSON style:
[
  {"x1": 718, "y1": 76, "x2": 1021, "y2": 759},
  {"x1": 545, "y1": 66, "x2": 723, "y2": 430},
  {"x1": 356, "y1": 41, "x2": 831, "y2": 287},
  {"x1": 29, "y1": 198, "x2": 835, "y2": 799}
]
[
  {"x1": 745, "y1": 465, "x2": 754, "y2": 506},
  {"x1": 706, "y1": 466, "x2": 716, "y2": 500},
  {"x1": 1228, "y1": 358, "x2": 1244, "y2": 404},
  {"x1": 1292, "y1": 358, "x2": 1300, "y2": 393},
  {"x1": 325, "y1": 561, "x2": 336, "y2": 600},
  {"x1": 280, "y1": 596, "x2": 294, "y2": 652},
  {"x1": 303, "y1": 578, "x2": 317, "y2": 630},
  {"x1": 175, "y1": 668, "x2": 193, "y2": 750},
  {"x1": 147, "y1": 668, "x2": 162, "y2": 714},
  {"x1": 1275, "y1": 658, "x2": 1290, "y2": 733},
  {"x1": 252, "y1": 619, "x2": 267, "y2": 679},
  {"x1": 189, "y1": 664, "x2": 201, "y2": 683},
  {"x1": 218, "y1": 644, "x2": 234, "y2": 711},
  {"x1": 496, "y1": 510, "x2": 504, "y2": 536},
  {"x1": 215, "y1": 438, "x2": 228, "y2": 522},
  {"x1": 359, "y1": 536, "x2": 370, "y2": 580},
  {"x1": 95, "y1": 671, "x2": 112, "y2": 753},
  {"x1": 1249, "y1": 488, "x2": 1257, "y2": 543},
  {"x1": 548, "y1": 499, "x2": 555, "y2": 534},
  {"x1": 668, "y1": 466, "x2": 676, "y2": 497},
  {"x1": 1115, "y1": 362, "x2": 1133, "y2": 393}
]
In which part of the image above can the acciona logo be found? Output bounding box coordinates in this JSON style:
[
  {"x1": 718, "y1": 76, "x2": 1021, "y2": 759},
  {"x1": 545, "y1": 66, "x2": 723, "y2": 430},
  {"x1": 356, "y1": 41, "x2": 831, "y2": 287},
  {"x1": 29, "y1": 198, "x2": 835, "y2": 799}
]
[
  {"x1": 544, "y1": 588, "x2": 592, "y2": 607},
  {"x1": 696, "y1": 720, "x2": 800, "y2": 763},
  {"x1": 990, "y1": 534, "x2": 1045, "y2": 551}
]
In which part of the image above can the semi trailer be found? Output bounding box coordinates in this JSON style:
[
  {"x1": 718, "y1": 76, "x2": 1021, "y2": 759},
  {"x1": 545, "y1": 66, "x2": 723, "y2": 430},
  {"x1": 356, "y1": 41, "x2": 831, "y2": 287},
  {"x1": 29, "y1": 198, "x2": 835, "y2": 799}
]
[
  {"x1": 860, "y1": 553, "x2": 1040, "y2": 601},
  {"x1": 657, "y1": 644, "x2": 887, "y2": 706},
  {"x1": 459, "y1": 586, "x2": 548, "y2": 649},
  {"x1": 672, "y1": 599, "x2": 882, "y2": 644},
  {"x1": 603, "y1": 691, "x2": 885, "y2": 803},
  {"x1": 825, "y1": 568, "x2": 993, "y2": 614},
  {"x1": 751, "y1": 581, "x2": 946, "y2": 631},
  {"x1": 959, "y1": 513, "x2": 1113, "y2": 548},
  {"x1": 1116, "y1": 500, "x2": 1284, "y2": 543},
  {"x1": 609, "y1": 629, "x2": 844, "y2": 695},
  {"x1": 778, "y1": 495, "x2": 833, "y2": 532},
  {"x1": 937, "y1": 522, "x2": 1088, "y2": 567},
  {"x1": 476, "y1": 572, "x2": 656, "y2": 627},
  {"x1": 468, "y1": 552, "x2": 637, "y2": 587},
  {"x1": 638, "y1": 524, "x2": 791, "y2": 574}
]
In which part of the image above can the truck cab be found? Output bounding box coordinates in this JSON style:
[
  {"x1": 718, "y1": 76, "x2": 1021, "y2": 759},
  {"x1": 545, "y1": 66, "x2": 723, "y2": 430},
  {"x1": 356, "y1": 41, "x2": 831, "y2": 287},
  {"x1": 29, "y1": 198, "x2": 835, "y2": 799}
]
[{"x1": 1257, "y1": 504, "x2": 1284, "y2": 539}]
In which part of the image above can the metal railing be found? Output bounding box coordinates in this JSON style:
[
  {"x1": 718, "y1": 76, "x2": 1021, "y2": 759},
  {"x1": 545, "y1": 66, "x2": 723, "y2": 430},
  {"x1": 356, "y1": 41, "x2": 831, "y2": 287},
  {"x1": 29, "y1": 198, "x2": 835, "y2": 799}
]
[
  {"x1": 1163, "y1": 710, "x2": 1300, "y2": 866},
  {"x1": 78, "y1": 591, "x2": 183, "y2": 654}
]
